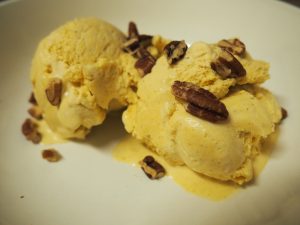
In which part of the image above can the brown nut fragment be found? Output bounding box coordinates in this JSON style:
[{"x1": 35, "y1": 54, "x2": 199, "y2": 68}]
[
  {"x1": 128, "y1": 21, "x2": 139, "y2": 39},
  {"x1": 28, "y1": 106, "x2": 43, "y2": 120},
  {"x1": 164, "y1": 40, "x2": 188, "y2": 65},
  {"x1": 122, "y1": 38, "x2": 140, "y2": 54},
  {"x1": 281, "y1": 107, "x2": 288, "y2": 121},
  {"x1": 171, "y1": 81, "x2": 229, "y2": 122},
  {"x1": 140, "y1": 156, "x2": 166, "y2": 179},
  {"x1": 211, "y1": 50, "x2": 246, "y2": 79},
  {"x1": 135, "y1": 52, "x2": 156, "y2": 76},
  {"x1": 138, "y1": 34, "x2": 153, "y2": 48},
  {"x1": 21, "y1": 118, "x2": 42, "y2": 144},
  {"x1": 42, "y1": 149, "x2": 62, "y2": 162},
  {"x1": 28, "y1": 92, "x2": 37, "y2": 105},
  {"x1": 217, "y1": 38, "x2": 246, "y2": 56},
  {"x1": 45, "y1": 78, "x2": 62, "y2": 106}
]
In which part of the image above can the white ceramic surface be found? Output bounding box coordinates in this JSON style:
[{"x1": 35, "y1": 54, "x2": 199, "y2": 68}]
[{"x1": 0, "y1": 0, "x2": 300, "y2": 224}]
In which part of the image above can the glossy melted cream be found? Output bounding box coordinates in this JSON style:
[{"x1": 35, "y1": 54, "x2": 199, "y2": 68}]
[{"x1": 113, "y1": 130, "x2": 278, "y2": 201}]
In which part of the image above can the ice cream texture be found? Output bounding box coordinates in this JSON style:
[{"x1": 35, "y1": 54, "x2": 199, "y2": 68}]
[
  {"x1": 30, "y1": 18, "x2": 140, "y2": 139},
  {"x1": 122, "y1": 42, "x2": 282, "y2": 184}
]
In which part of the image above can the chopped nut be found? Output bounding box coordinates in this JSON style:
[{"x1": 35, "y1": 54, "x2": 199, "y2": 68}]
[
  {"x1": 171, "y1": 81, "x2": 228, "y2": 122},
  {"x1": 45, "y1": 78, "x2": 63, "y2": 106},
  {"x1": 211, "y1": 50, "x2": 246, "y2": 79},
  {"x1": 21, "y1": 118, "x2": 42, "y2": 144},
  {"x1": 164, "y1": 40, "x2": 188, "y2": 65},
  {"x1": 28, "y1": 106, "x2": 43, "y2": 120},
  {"x1": 217, "y1": 38, "x2": 246, "y2": 56},
  {"x1": 42, "y1": 149, "x2": 62, "y2": 162},
  {"x1": 122, "y1": 38, "x2": 140, "y2": 54},
  {"x1": 135, "y1": 53, "x2": 156, "y2": 76},
  {"x1": 281, "y1": 107, "x2": 288, "y2": 121},
  {"x1": 29, "y1": 92, "x2": 37, "y2": 105},
  {"x1": 140, "y1": 156, "x2": 166, "y2": 179},
  {"x1": 138, "y1": 34, "x2": 153, "y2": 48},
  {"x1": 128, "y1": 21, "x2": 139, "y2": 39}
]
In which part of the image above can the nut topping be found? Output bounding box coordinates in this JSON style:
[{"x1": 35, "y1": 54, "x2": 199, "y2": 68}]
[
  {"x1": 135, "y1": 52, "x2": 156, "y2": 76},
  {"x1": 128, "y1": 21, "x2": 139, "y2": 39},
  {"x1": 29, "y1": 92, "x2": 37, "y2": 105},
  {"x1": 217, "y1": 38, "x2": 246, "y2": 56},
  {"x1": 164, "y1": 40, "x2": 188, "y2": 65},
  {"x1": 172, "y1": 81, "x2": 229, "y2": 122},
  {"x1": 281, "y1": 107, "x2": 288, "y2": 121},
  {"x1": 28, "y1": 106, "x2": 43, "y2": 120},
  {"x1": 42, "y1": 149, "x2": 62, "y2": 162},
  {"x1": 21, "y1": 118, "x2": 42, "y2": 144},
  {"x1": 211, "y1": 50, "x2": 246, "y2": 79},
  {"x1": 45, "y1": 78, "x2": 62, "y2": 106},
  {"x1": 140, "y1": 155, "x2": 166, "y2": 179},
  {"x1": 138, "y1": 34, "x2": 153, "y2": 48},
  {"x1": 123, "y1": 22, "x2": 153, "y2": 55},
  {"x1": 123, "y1": 38, "x2": 140, "y2": 54}
]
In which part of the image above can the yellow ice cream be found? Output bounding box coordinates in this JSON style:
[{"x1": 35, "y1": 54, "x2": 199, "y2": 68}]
[
  {"x1": 31, "y1": 18, "x2": 140, "y2": 139},
  {"x1": 123, "y1": 42, "x2": 282, "y2": 184}
]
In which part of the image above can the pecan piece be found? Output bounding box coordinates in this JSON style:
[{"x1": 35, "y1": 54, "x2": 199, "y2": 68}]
[
  {"x1": 281, "y1": 107, "x2": 288, "y2": 121},
  {"x1": 171, "y1": 81, "x2": 228, "y2": 122},
  {"x1": 140, "y1": 156, "x2": 166, "y2": 179},
  {"x1": 28, "y1": 106, "x2": 43, "y2": 120},
  {"x1": 164, "y1": 40, "x2": 188, "y2": 65},
  {"x1": 45, "y1": 78, "x2": 62, "y2": 106},
  {"x1": 138, "y1": 34, "x2": 153, "y2": 48},
  {"x1": 123, "y1": 38, "x2": 140, "y2": 54},
  {"x1": 28, "y1": 92, "x2": 37, "y2": 105},
  {"x1": 211, "y1": 50, "x2": 246, "y2": 79},
  {"x1": 21, "y1": 118, "x2": 42, "y2": 144},
  {"x1": 135, "y1": 52, "x2": 156, "y2": 76},
  {"x1": 42, "y1": 149, "x2": 62, "y2": 162},
  {"x1": 217, "y1": 38, "x2": 246, "y2": 56},
  {"x1": 128, "y1": 21, "x2": 139, "y2": 39}
]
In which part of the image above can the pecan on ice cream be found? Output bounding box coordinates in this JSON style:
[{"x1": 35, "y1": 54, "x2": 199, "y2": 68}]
[
  {"x1": 164, "y1": 40, "x2": 188, "y2": 65},
  {"x1": 45, "y1": 78, "x2": 63, "y2": 106},
  {"x1": 217, "y1": 38, "x2": 246, "y2": 56},
  {"x1": 211, "y1": 49, "x2": 246, "y2": 79},
  {"x1": 171, "y1": 81, "x2": 229, "y2": 122}
]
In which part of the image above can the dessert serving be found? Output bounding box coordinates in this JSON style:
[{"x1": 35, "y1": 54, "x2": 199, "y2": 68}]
[{"x1": 22, "y1": 17, "x2": 287, "y2": 197}]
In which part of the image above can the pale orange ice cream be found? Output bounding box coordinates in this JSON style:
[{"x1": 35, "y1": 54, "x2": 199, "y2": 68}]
[
  {"x1": 122, "y1": 41, "x2": 282, "y2": 184},
  {"x1": 30, "y1": 18, "x2": 140, "y2": 139}
]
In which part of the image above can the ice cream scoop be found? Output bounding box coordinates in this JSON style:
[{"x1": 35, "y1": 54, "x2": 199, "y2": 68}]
[
  {"x1": 30, "y1": 18, "x2": 140, "y2": 139},
  {"x1": 122, "y1": 41, "x2": 282, "y2": 184}
]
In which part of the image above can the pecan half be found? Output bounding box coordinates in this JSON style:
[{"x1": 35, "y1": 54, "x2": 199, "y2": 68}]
[
  {"x1": 28, "y1": 106, "x2": 43, "y2": 120},
  {"x1": 140, "y1": 155, "x2": 166, "y2": 179},
  {"x1": 29, "y1": 92, "x2": 37, "y2": 105},
  {"x1": 21, "y1": 118, "x2": 42, "y2": 144},
  {"x1": 211, "y1": 50, "x2": 246, "y2": 79},
  {"x1": 45, "y1": 78, "x2": 62, "y2": 106},
  {"x1": 42, "y1": 149, "x2": 62, "y2": 162},
  {"x1": 164, "y1": 40, "x2": 188, "y2": 65},
  {"x1": 217, "y1": 38, "x2": 246, "y2": 56},
  {"x1": 135, "y1": 52, "x2": 156, "y2": 76},
  {"x1": 171, "y1": 81, "x2": 228, "y2": 122}
]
